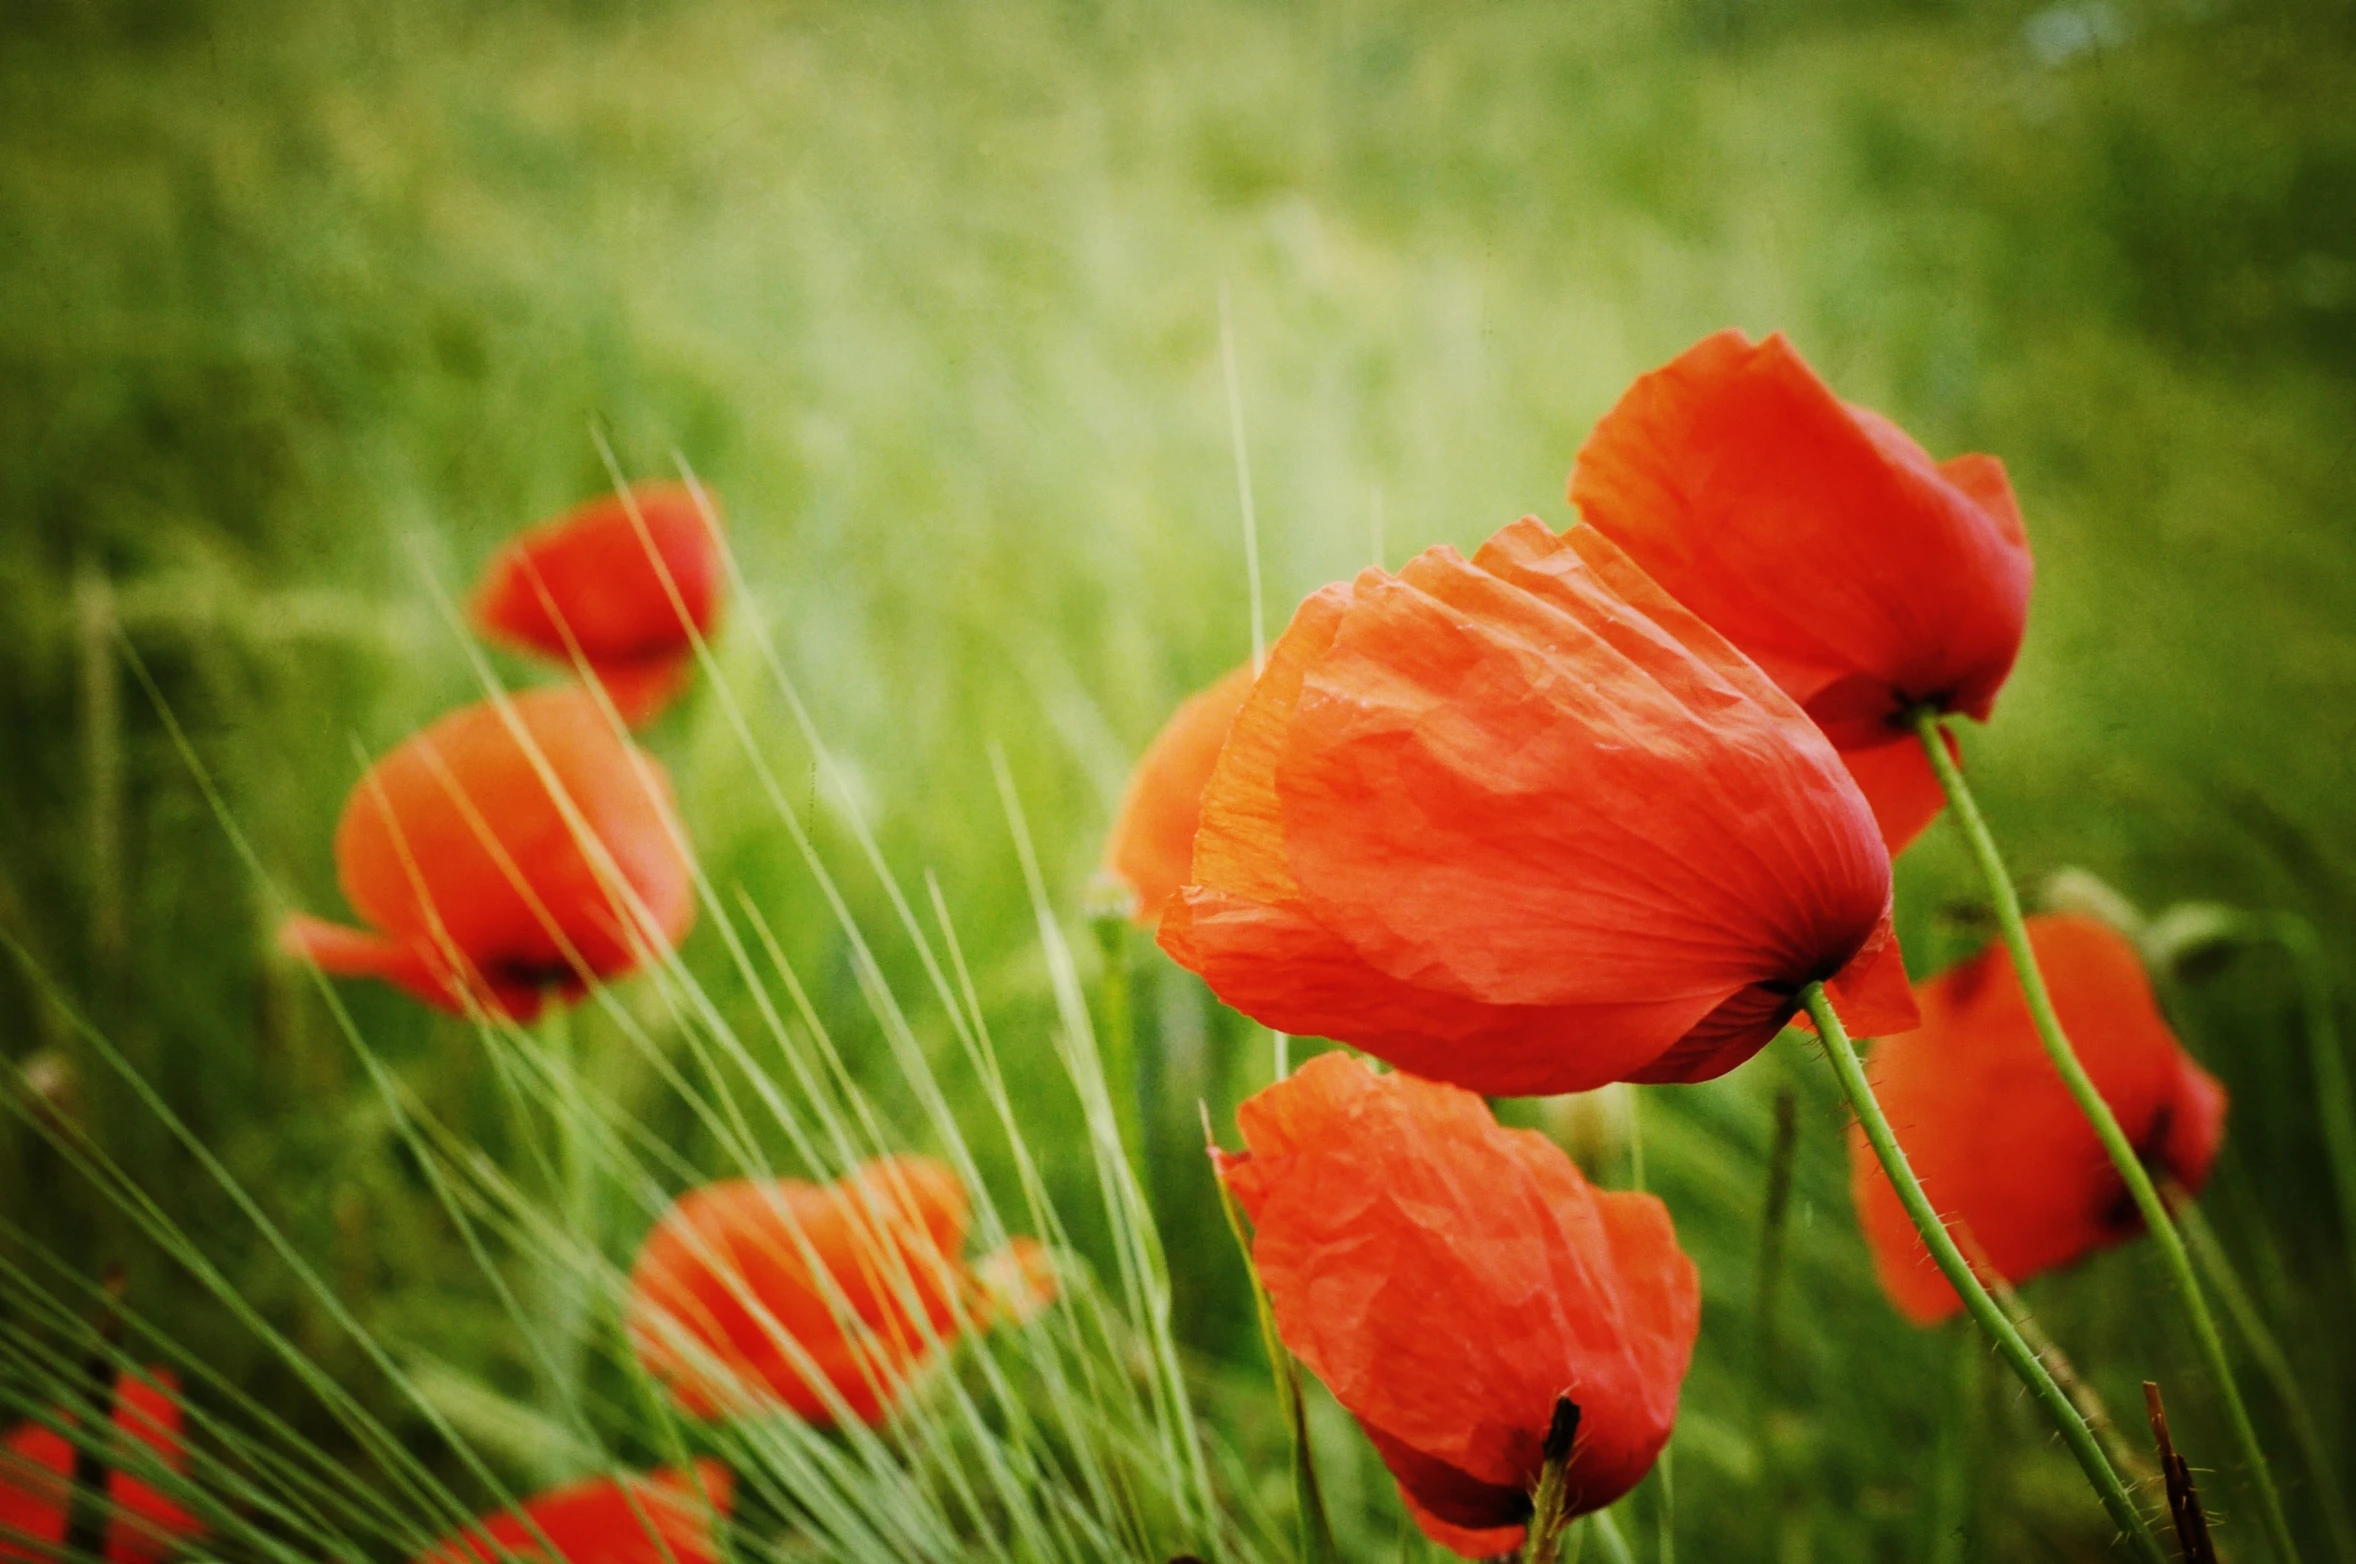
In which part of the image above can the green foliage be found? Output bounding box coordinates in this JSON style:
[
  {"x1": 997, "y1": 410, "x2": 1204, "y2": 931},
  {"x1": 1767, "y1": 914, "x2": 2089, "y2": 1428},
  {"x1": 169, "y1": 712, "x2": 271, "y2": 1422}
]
[{"x1": 3, "y1": 0, "x2": 2354, "y2": 1559}]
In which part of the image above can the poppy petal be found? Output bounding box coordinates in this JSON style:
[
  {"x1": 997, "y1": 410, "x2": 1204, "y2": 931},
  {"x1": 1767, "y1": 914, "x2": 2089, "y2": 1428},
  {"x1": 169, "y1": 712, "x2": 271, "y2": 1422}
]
[
  {"x1": 1571, "y1": 330, "x2": 2032, "y2": 739},
  {"x1": 1104, "y1": 664, "x2": 1256, "y2": 928},
  {"x1": 1, "y1": 1370, "x2": 204, "y2": 1564},
  {"x1": 590, "y1": 655, "x2": 699, "y2": 729},
  {"x1": 1849, "y1": 914, "x2": 2228, "y2": 1324},
  {"x1": 1223, "y1": 1053, "x2": 1698, "y2": 1556},
  {"x1": 626, "y1": 1157, "x2": 1030, "y2": 1427},
  {"x1": 416, "y1": 1461, "x2": 733, "y2": 1564},
  {"x1": 293, "y1": 689, "x2": 695, "y2": 1018},
  {"x1": 276, "y1": 913, "x2": 477, "y2": 1016},
  {"x1": 472, "y1": 483, "x2": 725, "y2": 727},
  {"x1": 1165, "y1": 519, "x2": 1901, "y2": 1095},
  {"x1": 1838, "y1": 733, "x2": 1949, "y2": 856}
]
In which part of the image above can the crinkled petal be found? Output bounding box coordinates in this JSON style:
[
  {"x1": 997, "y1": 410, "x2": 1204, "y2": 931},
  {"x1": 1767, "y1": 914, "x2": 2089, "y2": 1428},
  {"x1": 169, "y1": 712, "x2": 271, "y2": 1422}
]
[
  {"x1": 1167, "y1": 520, "x2": 1898, "y2": 1094},
  {"x1": 1570, "y1": 330, "x2": 2032, "y2": 737},
  {"x1": 1105, "y1": 664, "x2": 1255, "y2": 928},
  {"x1": 1838, "y1": 731, "x2": 1950, "y2": 856},
  {"x1": 1225, "y1": 1054, "x2": 1698, "y2": 1535}
]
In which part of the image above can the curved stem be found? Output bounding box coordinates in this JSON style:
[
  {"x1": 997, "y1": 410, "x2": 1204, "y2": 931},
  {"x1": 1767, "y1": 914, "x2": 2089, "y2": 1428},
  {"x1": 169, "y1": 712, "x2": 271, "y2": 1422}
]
[
  {"x1": 1802, "y1": 983, "x2": 2166, "y2": 1563},
  {"x1": 1912, "y1": 709, "x2": 2299, "y2": 1564},
  {"x1": 2176, "y1": 1196, "x2": 2356, "y2": 1564}
]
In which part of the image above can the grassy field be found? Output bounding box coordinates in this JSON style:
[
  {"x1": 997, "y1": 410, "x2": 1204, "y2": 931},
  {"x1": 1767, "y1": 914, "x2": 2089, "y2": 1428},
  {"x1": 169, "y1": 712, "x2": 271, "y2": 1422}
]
[{"x1": 4, "y1": 0, "x2": 2355, "y2": 1559}]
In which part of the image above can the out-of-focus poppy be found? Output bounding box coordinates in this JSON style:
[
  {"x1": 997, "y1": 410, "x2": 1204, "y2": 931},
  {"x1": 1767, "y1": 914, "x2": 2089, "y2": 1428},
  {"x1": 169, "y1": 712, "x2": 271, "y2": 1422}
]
[
  {"x1": 473, "y1": 483, "x2": 726, "y2": 726},
  {"x1": 414, "y1": 1461, "x2": 733, "y2": 1564},
  {"x1": 0, "y1": 1369, "x2": 204, "y2": 1564},
  {"x1": 1217, "y1": 1052, "x2": 1699, "y2": 1558},
  {"x1": 1159, "y1": 517, "x2": 1916, "y2": 1097},
  {"x1": 1101, "y1": 664, "x2": 1254, "y2": 927},
  {"x1": 277, "y1": 688, "x2": 695, "y2": 1022},
  {"x1": 1569, "y1": 329, "x2": 2032, "y2": 854},
  {"x1": 1849, "y1": 913, "x2": 2228, "y2": 1325},
  {"x1": 625, "y1": 1156, "x2": 1053, "y2": 1424}
]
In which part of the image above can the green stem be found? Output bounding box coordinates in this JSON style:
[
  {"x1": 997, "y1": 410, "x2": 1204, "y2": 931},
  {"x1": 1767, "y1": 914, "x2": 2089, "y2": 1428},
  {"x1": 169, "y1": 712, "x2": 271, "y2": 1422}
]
[
  {"x1": 537, "y1": 1003, "x2": 593, "y2": 1454},
  {"x1": 1912, "y1": 709, "x2": 2300, "y2": 1564},
  {"x1": 2177, "y1": 1199, "x2": 2356, "y2": 1564},
  {"x1": 1801, "y1": 983, "x2": 2165, "y2": 1562}
]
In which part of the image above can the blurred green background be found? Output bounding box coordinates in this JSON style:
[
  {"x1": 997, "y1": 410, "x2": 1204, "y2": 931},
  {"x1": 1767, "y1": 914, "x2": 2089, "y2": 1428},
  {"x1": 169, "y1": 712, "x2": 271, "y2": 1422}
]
[{"x1": 4, "y1": 0, "x2": 2354, "y2": 1558}]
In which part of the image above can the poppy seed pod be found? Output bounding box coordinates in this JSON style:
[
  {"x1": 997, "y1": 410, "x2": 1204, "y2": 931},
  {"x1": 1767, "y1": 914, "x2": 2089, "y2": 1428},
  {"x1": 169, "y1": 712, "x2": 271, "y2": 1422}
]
[
  {"x1": 625, "y1": 1157, "x2": 1052, "y2": 1425},
  {"x1": 1160, "y1": 518, "x2": 1916, "y2": 1097},
  {"x1": 413, "y1": 1462, "x2": 733, "y2": 1564},
  {"x1": 1571, "y1": 330, "x2": 2032, "y2": 854},
  {"x1": 1217, "y1": 1052, "x2": 1699, "y2": 1558},
  {"x1": 1101, "y1": 663, "x2": 1255, "y2": 927},
  {"x1": 277, "y1": 688, "x2": 696, "y2": 1021},
  {"x1": 472, "y1": 482, "x2": 726, "y2": 726},
  {"x1": 1849, "y1": 913, "x2": 2228, "y2": 1325},
  {"x1": 1, "y1": 1370, "x2": 204, "y2": 1564}
]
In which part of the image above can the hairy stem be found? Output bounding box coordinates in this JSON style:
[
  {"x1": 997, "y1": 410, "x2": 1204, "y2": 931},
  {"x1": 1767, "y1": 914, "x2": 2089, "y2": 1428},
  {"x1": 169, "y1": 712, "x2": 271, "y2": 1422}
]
[
  {"x1": 1913, "y1": 708, "x2": 2298, "y2": 1563},
  {"x1": 1802, "y1": 983, "x2": 2164, "y2": 1562}
]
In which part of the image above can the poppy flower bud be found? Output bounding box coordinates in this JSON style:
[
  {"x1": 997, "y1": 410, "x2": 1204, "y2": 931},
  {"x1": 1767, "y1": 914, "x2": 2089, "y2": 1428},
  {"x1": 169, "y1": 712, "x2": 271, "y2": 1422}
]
[
  {"x1": 1160, "y1": 518, "x2": 1915, "y2": 1097},
  {"x1": 472, "y1": 483, "x2": 726, "y2": 726},
  {"x1": 1101, "y1": 664, "x2": 1255, "y2": 928},
  {"x1": 413, "y1": 1461, "x2": 733, "y2": 1564},
  {"x1": 1570, "y1": 330, "x2": 2032, "y2": 854},
  {"x1": 624, "y1": 1157, "x2": 1053, "y2": 1425},
  {"x1": 1, "y1": 1369, "x2": 204, "y2": 1564},
  {"x1": 1216, "y1": 1053, "x2": 1699, "y2": 1558},
  {"x1": 277, "y1": 688, "x2": 695, "y2": 1021},
  {"x1": 1849, "y1": 913, "x2": 2228, "y2": 1325}
]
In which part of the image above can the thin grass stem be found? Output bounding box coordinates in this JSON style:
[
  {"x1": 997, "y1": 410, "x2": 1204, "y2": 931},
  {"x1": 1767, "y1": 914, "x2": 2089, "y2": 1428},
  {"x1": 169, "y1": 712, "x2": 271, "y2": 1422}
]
[
  {"x1": 1589, "y1": 1510, "x2": 1637, "y2": 1564},
  {"x1": 1801, "y1": 982, "x2": 2166, "y2": 1563},
  {"x1": 1091, "y1": 914, "x2": 1148, "y2": 1191},
  {"x1": 2176, "y1": 1199, "x2": 2356, "y2": 1564},
  {"x1": 1912, "y1": 709, "x2": 2298, "y2": 1563}
]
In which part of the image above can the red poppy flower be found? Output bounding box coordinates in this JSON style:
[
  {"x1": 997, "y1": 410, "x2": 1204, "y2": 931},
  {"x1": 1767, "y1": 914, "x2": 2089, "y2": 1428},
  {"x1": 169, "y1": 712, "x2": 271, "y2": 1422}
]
[
  {"x1": 414, "y1": 1461, "x2": 732, "y2": 1564},
  {"x1": 1217, "y1": 1052, "x2": 1699, "y2": 1557},
  {"x1": 1849, "y1": 913, "x2": 2229, "y2": 1325},
  {"x1": 472, "y1": 483, "x2": 726, "y2": 725},
  {"x1": 277, "y1": 688, "x2": 696, "y2": 1021},
  {"x1": 1158, "y1": 517, "x2": 1916, "y2": 1097},
  {"x1": 1, "y1": 1369, "x2": 204, "y2": 1564},
  {"x1": 625, "y1": 1157, "x2": 1053, "y2": 1424},
  {"x1": 1569, "y1": 329, "x2": 2032, "y2": 854},
  {"x1": 1101, "y1": 664, "x2": 1255, "y2": 926}
]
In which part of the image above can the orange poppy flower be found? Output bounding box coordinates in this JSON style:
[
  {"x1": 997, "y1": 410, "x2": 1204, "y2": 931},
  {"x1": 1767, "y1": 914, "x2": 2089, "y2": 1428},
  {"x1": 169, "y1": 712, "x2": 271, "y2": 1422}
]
[
  {"x1": 1569, "y1": 330, "x2": 2032, "y2": 854},
  {"x1": 277, "y1": 688, "x2": 696, "y2": 1021},
  {"x1": 1159, "y1": 517, "x2": 1916, "y2": 1097},
  {"x1": 1101, "y1": 664, "x2": 1255, "y2": 926},
  {"x1": 1, "y1": 1370, "x2": 204, "y2": 1564},
  {"x1": 1849, "y1": 913, "x2": 2228, "y2": 1325},
  {"x1": 472, "y1": 483, "x2": 726, "y2": 725},
  {"x1": 1217, "y1": 1052, "x2": 1699, "y2": 1557},
  {"x1": 625, "y1": 1156, "x2": 1053, "y2": 1424},
  {"x1": 414, "y1": 1461, "x2": 733, "y2": 1564}
]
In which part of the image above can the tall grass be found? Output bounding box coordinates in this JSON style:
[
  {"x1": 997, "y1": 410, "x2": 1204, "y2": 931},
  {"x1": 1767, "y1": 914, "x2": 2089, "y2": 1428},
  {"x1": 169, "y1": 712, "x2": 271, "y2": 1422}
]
[{"x1": 4, "y1": 0, "x2": 2355, "y2": 1558}]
